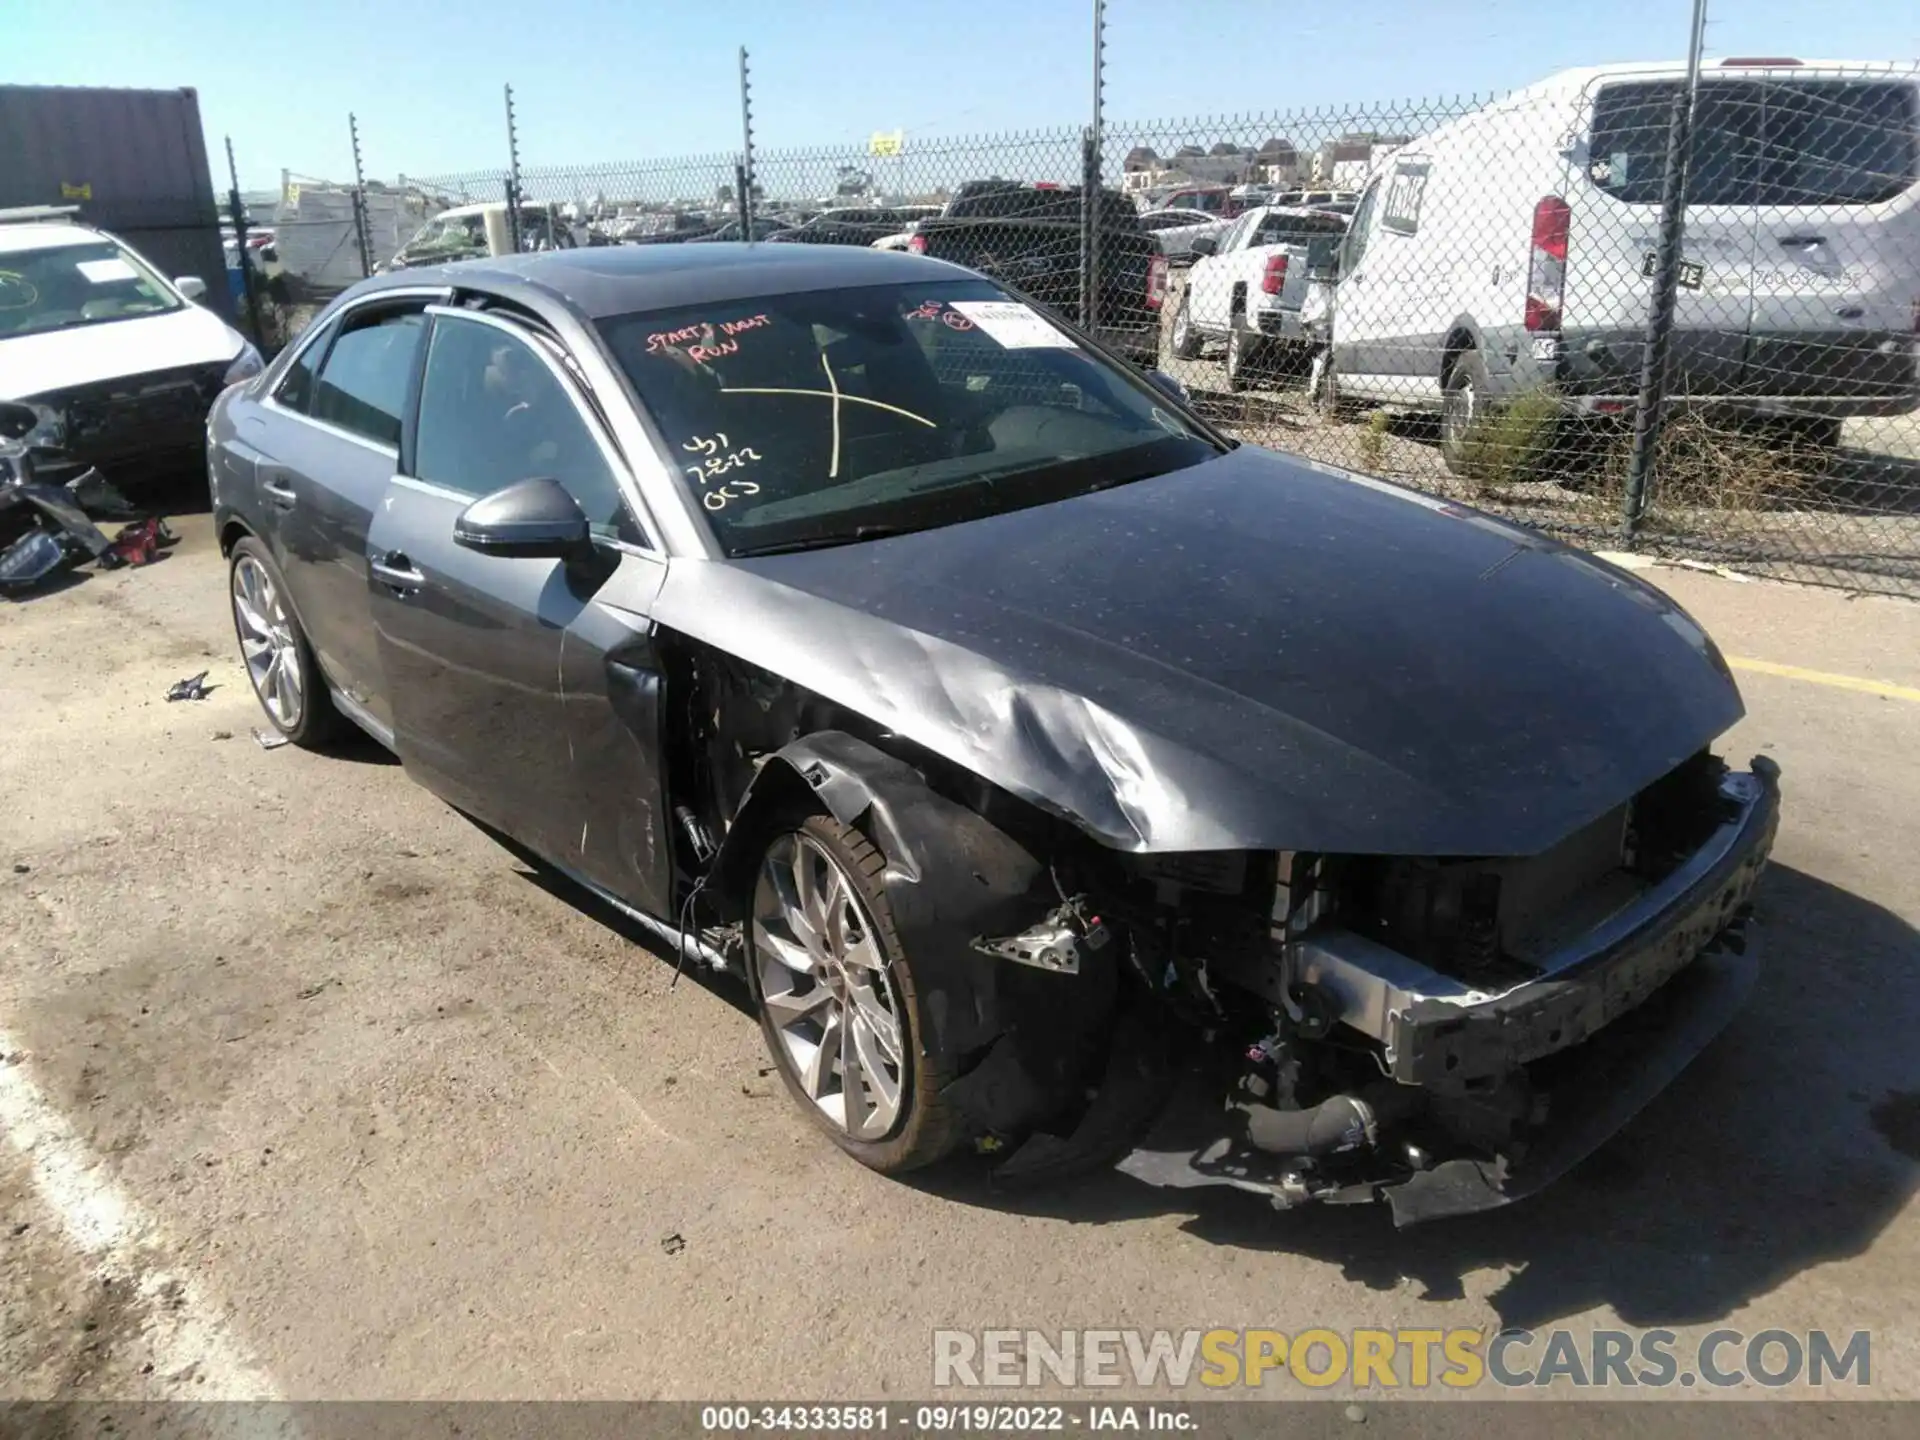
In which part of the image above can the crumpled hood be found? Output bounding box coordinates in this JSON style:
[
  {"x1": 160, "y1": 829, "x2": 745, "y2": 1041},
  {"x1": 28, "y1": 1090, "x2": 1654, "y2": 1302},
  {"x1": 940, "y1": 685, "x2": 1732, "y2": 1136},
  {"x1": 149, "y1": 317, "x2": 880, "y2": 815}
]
[
  {"x1": 0, "y1": 305, "x2": 244, "y2": 401},
  {"x1": 652, "y1": 444, "x2": 1743, "y2": 856}
]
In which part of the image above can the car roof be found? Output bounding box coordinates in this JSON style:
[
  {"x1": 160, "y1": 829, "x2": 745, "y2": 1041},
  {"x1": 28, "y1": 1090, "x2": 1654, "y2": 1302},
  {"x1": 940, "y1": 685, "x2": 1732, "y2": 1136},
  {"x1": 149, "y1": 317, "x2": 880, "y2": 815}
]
[
  {"x1": 354, "y1": 241, "x2": 967, "y2": 320},
  {"x1": 0, "y1": 220, "x2": 107, "y2": 256}
]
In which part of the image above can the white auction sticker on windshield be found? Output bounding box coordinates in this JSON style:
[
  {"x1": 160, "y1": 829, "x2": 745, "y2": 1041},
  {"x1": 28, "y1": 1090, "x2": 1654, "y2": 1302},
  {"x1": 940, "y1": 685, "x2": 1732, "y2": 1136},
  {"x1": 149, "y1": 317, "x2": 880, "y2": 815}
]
[
  {"x1": 948, "y1": 301, "x2": 1077, "y2": 349},
  {"x1": 76, "y1": 258, "x2": 138, "y2": 284}
]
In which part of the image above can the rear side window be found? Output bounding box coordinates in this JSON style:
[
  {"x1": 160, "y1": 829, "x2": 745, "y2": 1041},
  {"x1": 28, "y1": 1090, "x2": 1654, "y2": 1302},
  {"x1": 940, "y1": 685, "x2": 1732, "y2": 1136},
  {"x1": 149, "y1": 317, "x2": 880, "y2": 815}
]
[
  {"x1": 1380, "y1": 162, "x2": 1430, "y2": 236},
  {"x1": 310, "y1": 310, "x2": 425, "y2": 446},
  {"x1": 1589, "y1": 77, "x2": 1918, "y2": 206}
]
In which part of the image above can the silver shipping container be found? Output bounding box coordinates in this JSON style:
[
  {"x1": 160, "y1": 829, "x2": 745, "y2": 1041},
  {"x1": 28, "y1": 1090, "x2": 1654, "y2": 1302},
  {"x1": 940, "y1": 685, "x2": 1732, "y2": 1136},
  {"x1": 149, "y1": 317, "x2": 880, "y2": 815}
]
[{"x1": 0, "y1": 84, "x2": 234, "y2": 321}]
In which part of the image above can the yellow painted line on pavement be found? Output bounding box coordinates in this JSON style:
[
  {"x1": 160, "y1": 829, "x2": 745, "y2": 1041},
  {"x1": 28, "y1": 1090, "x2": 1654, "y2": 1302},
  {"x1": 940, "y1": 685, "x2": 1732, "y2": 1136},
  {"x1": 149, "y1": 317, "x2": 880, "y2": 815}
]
[{"x1": 1728, "y1": 656, "x2": 1920, "y2": 704}]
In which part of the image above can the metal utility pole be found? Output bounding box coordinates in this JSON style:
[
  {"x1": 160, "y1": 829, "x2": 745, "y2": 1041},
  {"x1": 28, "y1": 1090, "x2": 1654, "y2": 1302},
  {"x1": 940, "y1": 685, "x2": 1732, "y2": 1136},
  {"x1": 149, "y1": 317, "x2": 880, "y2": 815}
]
[
  {"x1": 738, "y1": 47, "x2": 757, "y2": 233},
  {"x1": 224, "y1": 136, "x2": 264, "y2": 347},
  {"x1": 504, "y1": 83, "x2": 524, "y2": 254},
  {"x1": 1081, "y1": 0, "x2": 1106, "y2": 332},
  {"x1": 348, "y1": 112, "x2": 373, "y2": 277},
  {"x1": 1620, "y1": 0, "x2": 1708, "y2": 544}
]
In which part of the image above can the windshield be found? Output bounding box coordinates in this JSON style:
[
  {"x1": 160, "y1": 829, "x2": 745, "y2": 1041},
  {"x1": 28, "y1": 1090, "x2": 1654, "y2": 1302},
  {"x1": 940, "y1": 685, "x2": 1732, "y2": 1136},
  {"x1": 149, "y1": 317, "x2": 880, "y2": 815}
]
[
  {"x1": 403, "y1": 212, "x2": 487, "y2": 261},
  {"x1": 1589, "y1": 77, "x2": 1918, "y2": 206},
  {"x1": 599, "y1": 279, "x2": 1220, "y2": 556},
  {"x1": 0, "y1": 239, "x2": 183, "y2": 339}
]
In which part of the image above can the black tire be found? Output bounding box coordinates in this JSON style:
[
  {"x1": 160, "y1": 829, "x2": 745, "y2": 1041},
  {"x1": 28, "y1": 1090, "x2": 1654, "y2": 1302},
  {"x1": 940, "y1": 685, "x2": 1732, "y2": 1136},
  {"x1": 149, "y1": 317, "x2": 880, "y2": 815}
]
[
  {"x1": 1439, "y1": 347, "x2": 1491, "y2": 477},
  {"x1": 226, "y1": 536, "x2": 347, "y2": 748},
  {"x1": 746, "y1": 812, "x2": 966, "y2": 1175},
  {"x1": 1170, "y1": 291, "x2": 1203, "y2": 360},
  {"x1": 1225, "y1": 316, "x2": 1269, "y2": 394}
]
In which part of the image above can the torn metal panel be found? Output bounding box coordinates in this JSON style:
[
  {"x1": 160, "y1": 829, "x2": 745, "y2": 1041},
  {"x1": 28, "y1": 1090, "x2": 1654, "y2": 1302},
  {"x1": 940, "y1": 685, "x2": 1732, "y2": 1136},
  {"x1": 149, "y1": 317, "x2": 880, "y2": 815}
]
[
  {"x1": 0, "y1": 481, "x2": 114, "y2": 560},
  {"x1": 649, "y1": 447, "x2": 1743, "y2": 857}
]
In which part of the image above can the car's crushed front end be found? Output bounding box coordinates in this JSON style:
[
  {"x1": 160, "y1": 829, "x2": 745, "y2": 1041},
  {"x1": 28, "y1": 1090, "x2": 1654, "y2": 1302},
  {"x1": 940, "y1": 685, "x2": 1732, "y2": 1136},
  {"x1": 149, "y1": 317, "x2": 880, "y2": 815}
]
[{"x1": 969, "y1": 749, "x2": 1779, "y2": 1224}]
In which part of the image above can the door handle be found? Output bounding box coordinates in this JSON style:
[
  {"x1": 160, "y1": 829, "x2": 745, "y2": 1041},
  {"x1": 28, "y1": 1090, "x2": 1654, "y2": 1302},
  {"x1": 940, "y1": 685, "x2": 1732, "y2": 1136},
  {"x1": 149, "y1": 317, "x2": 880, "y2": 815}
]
[
  {"x1": 370, "y1": 552, "x2": 425, "y2": 590},
  {"x1": 261, "y1": 476, "x2": 296, "y2": 510},
  {"x1": 1776, "y1": 235, "x2": 1825, "y2": 250}
]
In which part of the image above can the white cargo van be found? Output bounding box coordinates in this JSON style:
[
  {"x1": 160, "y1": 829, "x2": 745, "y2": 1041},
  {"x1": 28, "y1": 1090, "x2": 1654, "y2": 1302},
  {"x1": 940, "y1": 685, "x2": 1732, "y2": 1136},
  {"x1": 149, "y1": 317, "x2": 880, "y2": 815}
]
[{"x1": 1319, "y1": 59, "x2": 1920, "y2": 471}]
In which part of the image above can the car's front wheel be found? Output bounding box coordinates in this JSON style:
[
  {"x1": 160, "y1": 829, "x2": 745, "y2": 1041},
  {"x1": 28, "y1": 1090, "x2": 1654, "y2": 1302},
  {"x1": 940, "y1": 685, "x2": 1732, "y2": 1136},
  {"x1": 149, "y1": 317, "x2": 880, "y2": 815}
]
[
  {"x1": 747, "y1": 813, "x2": 964, "y2": 1174},
  {"x1": 228, "y1": 537, "x2": 344, "y2": 747}
]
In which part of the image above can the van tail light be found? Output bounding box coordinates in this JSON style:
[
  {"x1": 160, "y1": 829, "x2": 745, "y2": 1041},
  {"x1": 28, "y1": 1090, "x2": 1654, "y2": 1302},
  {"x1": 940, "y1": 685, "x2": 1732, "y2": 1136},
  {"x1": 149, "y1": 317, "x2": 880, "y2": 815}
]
[
  {"x1": 1526, "y1": 195, "x2": 1570, "y2": 332},
  {"x1": 1261, "y1": 252, "x2": 1289, "y2": 295},
  {"x1": 1146, "y1": 253, "x2": 1168, "y2": 310},
  {"x1": 907, "y1": 233, "x2": 927, "y2": 254}
]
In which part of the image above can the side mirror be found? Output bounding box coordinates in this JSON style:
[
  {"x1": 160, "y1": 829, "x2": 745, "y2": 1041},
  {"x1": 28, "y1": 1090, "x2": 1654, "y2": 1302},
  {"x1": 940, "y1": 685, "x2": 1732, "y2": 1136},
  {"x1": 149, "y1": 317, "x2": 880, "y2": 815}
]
[
  {"x1": 174, "y1": 275, "x2": 208, "y2": 301},
  {"x1": 1188, "y1": 235, "x2": 1218, "y2": 258},
  {"x1": 453, "y1": 477, "x2": 594, "y2": 560},
  {"x1": 1146, "y1": 370, "x2": 1190, "y2": 405}
]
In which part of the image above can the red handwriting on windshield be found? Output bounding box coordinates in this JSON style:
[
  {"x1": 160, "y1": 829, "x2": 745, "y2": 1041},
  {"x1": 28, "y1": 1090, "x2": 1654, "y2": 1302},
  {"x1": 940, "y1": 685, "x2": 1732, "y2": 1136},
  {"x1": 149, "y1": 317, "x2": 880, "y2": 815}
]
[
  {"x1": 647, "y1": 314, "x2": 770, "y2": 362},
  {"x1": 903, "y1": 300, "x2": 943, "y2": 321}
]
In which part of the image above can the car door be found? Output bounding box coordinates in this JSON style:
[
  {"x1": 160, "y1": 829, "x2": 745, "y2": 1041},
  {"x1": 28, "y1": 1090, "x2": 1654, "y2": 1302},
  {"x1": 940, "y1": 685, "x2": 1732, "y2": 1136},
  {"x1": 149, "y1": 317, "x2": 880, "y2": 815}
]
[
  {"x1": 251, "y1": 296, "x2": 433, "y2": 730},
  {"x1": 364, "y1": 305, "x2": 675, "y2": 916},
  {"x1": 1572, "y1": 78, "x2": 1761, "y2": 401},
  {"x1": 1190, "y1": 212, "x2": 1252, "y2": 332},
  {"x1": 1742, "y1": 74, "x2": 1920, "y2": 405}
]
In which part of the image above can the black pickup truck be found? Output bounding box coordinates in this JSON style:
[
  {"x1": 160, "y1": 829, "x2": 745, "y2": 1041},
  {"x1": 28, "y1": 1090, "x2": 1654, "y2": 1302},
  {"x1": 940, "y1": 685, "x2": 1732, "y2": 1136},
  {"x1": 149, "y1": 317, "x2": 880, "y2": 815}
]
[{"x1": 907, "y1": 185, "x2": 1164, "y2": 367}]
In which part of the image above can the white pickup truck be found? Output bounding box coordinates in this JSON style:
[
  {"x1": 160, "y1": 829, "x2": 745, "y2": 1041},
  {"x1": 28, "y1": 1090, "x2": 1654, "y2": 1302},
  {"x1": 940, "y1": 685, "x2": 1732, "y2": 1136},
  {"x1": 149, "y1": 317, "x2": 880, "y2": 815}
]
[{"x1": 1170, "y1": 205, "x2": 1350, "y2": 390}]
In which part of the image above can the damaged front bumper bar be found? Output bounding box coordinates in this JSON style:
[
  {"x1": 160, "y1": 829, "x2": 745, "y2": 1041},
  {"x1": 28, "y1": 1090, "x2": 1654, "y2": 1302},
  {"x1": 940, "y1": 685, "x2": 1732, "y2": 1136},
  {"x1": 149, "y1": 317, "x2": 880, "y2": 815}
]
[
  {"x1": 1118, "y1": 758, "x2": 1781, "y2": 1224},
  {"x1": 1298, "y1": 759, "x2": 1779, "y2": 1085}
]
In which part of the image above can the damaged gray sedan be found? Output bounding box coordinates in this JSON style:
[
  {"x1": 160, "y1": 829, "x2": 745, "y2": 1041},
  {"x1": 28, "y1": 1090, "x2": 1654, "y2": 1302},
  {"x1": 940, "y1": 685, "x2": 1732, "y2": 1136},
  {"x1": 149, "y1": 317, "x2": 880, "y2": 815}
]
[{"x1": 208, "y1": 244, "x2": 1778, "y2": 1223}]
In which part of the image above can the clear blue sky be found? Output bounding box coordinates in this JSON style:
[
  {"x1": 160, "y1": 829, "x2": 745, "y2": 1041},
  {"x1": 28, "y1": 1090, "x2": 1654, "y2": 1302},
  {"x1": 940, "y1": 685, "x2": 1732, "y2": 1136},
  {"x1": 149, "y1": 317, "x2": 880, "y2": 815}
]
[{"x1": 8, "y1": 0, "x2": 1917, "y2": 189}]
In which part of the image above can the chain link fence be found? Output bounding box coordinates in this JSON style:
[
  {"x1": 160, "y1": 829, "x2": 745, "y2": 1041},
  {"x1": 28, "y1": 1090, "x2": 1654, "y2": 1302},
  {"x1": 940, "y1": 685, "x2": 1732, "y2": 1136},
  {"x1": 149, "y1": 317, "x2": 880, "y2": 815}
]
[{"x1": 271, "y1": 60, "x2": 1920, "y2": 597}]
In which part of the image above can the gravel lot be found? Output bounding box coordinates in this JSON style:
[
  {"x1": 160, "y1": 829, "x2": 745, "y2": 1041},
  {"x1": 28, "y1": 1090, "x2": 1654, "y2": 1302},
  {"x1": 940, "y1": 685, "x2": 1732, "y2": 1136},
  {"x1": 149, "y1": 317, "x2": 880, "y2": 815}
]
[{"x1": 3, "y1": 488, "x2": 1919, "y2": 1407}]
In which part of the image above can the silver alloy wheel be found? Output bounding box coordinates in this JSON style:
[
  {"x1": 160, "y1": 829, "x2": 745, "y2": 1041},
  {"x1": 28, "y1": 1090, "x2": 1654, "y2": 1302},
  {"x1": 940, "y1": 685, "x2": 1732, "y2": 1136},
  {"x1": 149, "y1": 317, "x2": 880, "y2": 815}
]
[
  {"x1": 1443, "y1": 370, "x2": 1477, "y2": 451},
  {"x1": 1172, "y1": 296, "x2": 1191, "y2": 351},
  {"x1": 231, "y1": 553, "x2": 303, "y2": 730},
  {"x1": 752, "y1": 831, "x2": 906, "y2": 1140}
]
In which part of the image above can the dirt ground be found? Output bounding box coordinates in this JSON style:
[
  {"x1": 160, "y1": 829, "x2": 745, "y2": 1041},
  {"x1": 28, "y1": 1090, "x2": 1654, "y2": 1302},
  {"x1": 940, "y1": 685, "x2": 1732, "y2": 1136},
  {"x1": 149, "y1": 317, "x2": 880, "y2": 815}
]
[{"x1": 2, "y1": 487, "x2": 1918, "y2": 1407}]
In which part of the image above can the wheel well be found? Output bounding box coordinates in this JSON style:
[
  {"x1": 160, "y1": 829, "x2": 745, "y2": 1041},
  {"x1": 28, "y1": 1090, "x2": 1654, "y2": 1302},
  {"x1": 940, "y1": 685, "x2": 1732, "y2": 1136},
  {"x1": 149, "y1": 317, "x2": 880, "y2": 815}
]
[
  {"x1": 1440, "y1": 327, "x2": 1477, "y2": 384},
  {"x1": 219, "y1": 519, "x2": 252, "y2": 556}
]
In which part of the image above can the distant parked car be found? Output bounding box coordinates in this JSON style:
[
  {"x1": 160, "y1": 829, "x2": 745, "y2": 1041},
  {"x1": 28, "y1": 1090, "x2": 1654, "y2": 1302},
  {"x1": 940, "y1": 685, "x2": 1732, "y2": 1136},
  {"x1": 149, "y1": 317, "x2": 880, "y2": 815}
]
[
  {"x1": 1138, "y1": 207, "x2": 1234, "y2": 263},
  {"x1": 1155, "y1": 184, "x2": 1242, "y2": 217},
  {"x1": 688, "y1": 217, "x2": 794, "y2": 243},
  {"x1": 388, "y1": 202, "x2": 581, "y2": 269},
  {"x1": 1317, "y1": 58, "x2": 1920, "y2": 471},
  {"x1": 1273, "y1": 188, "x2": 1360, "y2": 212},
  {"x1": 770, "y1": 209, "x2": 910, "y2": 247},
  {"x1": 906, "y1": 184, "x2": 1166, "y2": 365},
  {"x1": 1173, "y1": 206, "x2": 1350, "y2": 388},
  {"x1": 0, "y1": 207, "x2": 259, "y2": 483}
]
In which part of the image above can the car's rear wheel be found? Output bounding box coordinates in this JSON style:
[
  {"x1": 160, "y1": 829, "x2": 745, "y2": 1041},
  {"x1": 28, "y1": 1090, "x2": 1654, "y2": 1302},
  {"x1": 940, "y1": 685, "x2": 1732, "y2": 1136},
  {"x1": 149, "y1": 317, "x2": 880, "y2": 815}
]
[
  {"x1": 1170, "y1": 291, "x2": 1203, "y2": 360},
  {"x1": 1225, "y1": 317, "x2": 1268, "y2": 393},
  {"x1": 228, "y1": 537, "x2": 344, "y2": 748},
  {"x1": 1439, "y1": 347, "x2": 1490, "y2": 476},
  {"x1": 747, "y1": 813, "x2": 964, "y2": 1174}
]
